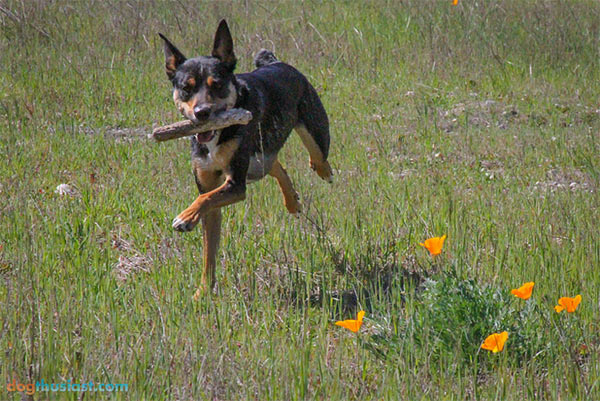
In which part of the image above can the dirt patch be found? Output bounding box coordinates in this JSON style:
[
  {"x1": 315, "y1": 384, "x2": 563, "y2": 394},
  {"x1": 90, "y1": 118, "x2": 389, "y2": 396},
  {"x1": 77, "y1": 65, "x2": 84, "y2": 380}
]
[
  {"x1": 111, "y1": 235, "x2": 153, "y2": 282},
  {"x1": 103, "y1": 127, "x2": 149, "y2": 139},
  {"x1": 114, "y1": 254, "x2": 152, "y2": 282},
  {"x1": 87, "y1": 126, "x2": 149, "y2": 142},
  {"x1": 479, "y1": 159, "x2": 505, "y2": 181},
  {"x1": 49, "y1": 125, "x2": 151, "y2": 142},
  {"x1": 532, "y1": 168, "x2": 595, "y2": 193},
  {"x1": 439, "y1": 99, "x2": 523, "y2": 132},
  {"x1": 440, "y1": 100, "x2": 600, "y2": 133}
]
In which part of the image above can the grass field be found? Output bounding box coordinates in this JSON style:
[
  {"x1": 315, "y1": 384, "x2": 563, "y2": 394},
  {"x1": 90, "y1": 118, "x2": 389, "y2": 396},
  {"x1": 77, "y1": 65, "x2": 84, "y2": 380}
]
[{"x1": 1, "y1": 1, "x2": 600, "y2": 399}]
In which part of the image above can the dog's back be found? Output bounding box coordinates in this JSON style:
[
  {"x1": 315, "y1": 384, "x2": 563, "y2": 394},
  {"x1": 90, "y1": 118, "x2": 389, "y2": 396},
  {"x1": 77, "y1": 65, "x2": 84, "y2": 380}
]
[{"x1": 235, "y1": 51, "x2": 331, "y2": 167}]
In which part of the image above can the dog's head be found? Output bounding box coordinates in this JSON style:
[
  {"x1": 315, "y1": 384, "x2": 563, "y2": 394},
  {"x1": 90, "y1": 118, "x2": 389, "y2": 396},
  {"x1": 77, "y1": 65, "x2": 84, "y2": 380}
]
[{"x1": 159, "y1": 20, "x2": 237, "y2": 141}]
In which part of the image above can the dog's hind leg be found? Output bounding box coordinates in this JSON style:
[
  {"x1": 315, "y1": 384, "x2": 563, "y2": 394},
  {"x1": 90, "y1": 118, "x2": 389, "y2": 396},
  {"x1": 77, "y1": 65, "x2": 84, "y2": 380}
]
[
  {"x1": 295, "y1": 123, "x2": 333, "y2": 183},
  {"x1": 269, "y1": 159, "x2": 301, "y2": 214},
  {"x1": 296, "y1": 85, "x2": 333, "y2": 182},
  {"x1": 200, "y1": 209, "x2": 222, "y2": 290}
]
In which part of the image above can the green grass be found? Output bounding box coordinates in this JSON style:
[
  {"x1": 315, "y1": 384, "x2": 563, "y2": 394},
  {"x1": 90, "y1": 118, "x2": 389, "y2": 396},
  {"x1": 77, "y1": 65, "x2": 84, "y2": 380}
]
[{"x1": 1, "y1": 1, "x2": 599, "y2": 399}]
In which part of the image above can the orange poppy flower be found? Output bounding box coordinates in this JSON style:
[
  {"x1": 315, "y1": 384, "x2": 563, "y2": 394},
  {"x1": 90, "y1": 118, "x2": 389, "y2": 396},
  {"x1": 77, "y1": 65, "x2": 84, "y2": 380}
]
[
  {"x1": 554, "y1": 295, "x2": 581, "y2": 313},
  {"x1": 511, "y1": 282, "x2": 535, "y2": 300},
  {"x1": 419, "y1": 234, "x2": 447, "y2": 256},
  {"x1": 452, "y1": 0, "x2": 458, "y2": 5},
  {"x1": 481, "y1": 331, "x2": 508, "y2": 353},
  {"x1": 335, "y1": 310, "x2": 365, "y2": 333}
]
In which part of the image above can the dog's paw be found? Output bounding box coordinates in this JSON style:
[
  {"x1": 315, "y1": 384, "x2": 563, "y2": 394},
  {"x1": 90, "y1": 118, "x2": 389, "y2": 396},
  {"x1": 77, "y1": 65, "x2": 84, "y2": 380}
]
[
  {"x1": 310, "y1": 159, "x2": 334, "y2": 183},
  {"x1": 192, "y1": 288, "x2": 203, "y2": 301},
  {"x1": 172, "y1": 210, "x2": 200, "y2": 232},
  {"x1": 284, "y1": 193, "x2": 302, "y2": 215},
  {"x1": 288, "y1": 207, "x2": 302, "y2": 217}
]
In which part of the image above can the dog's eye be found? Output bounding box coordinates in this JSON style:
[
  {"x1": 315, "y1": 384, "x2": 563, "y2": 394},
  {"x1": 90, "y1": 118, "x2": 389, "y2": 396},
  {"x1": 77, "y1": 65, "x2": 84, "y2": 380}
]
[
  {"x1": 179, "y1": 88, "x2": 191, "y2": 100},
  {"x1": 208, "y1": 77, "x2": 223, "y2": 90},
  {"x1": 179, "y1": 79, "x2": 195, "y2": 99}
]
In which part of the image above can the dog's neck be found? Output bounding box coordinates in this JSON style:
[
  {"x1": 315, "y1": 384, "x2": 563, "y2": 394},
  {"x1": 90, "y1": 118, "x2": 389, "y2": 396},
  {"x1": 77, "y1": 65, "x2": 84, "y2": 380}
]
[
  {"x1": 205, "y1": 131, "x2": 220, "y2": 154},
  {"x1": 233, "y1": 76, "x2": 249, "y2": 109}
]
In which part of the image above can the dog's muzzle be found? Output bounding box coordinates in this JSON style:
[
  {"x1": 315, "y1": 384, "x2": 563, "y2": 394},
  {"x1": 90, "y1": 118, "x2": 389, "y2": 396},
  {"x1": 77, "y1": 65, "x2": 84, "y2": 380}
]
[{"x1": 193, "y1": 105, "x2": 212, "y2": 121}]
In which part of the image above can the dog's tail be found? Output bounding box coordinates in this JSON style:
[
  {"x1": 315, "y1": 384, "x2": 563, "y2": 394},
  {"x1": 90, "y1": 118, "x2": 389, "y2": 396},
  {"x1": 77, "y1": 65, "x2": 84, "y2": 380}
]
[{"x1": 254, "y1": 49, "x2": 278, "y2": 68}]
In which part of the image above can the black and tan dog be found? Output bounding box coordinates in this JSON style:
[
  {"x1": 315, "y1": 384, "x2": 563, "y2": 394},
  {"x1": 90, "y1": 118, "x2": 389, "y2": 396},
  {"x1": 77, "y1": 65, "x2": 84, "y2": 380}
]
[{"x1": 159, "y1": 20, "x2": 333, "y2": 290}]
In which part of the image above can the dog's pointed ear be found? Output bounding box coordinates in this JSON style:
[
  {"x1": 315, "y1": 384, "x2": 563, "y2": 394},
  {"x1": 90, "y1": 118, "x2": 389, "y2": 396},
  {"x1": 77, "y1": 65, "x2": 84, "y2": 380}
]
[
  {"x1": 211, "y1": 19, "x2": 236, "y2": 66},
  {"x1": 159, "y1": 33, "x2": 186, "y2": 80}
]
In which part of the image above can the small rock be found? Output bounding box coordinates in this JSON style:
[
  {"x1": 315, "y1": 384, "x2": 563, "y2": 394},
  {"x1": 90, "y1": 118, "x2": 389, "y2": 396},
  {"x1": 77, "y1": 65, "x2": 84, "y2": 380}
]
[{"x1": 55, "y1": 184, "x2": 78, "y2": 197}]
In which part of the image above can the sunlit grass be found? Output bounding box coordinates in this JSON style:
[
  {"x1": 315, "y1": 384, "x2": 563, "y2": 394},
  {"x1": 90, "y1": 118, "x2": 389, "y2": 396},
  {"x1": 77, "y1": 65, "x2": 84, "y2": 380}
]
[{"x1": 1, "y1": 1, "x2": 599, "y2": 399}]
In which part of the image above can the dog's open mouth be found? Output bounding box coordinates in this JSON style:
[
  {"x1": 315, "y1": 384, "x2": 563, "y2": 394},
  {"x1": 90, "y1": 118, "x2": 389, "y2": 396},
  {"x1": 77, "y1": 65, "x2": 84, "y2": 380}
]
[{"x1": 195, "y1": 131, "x2": 216, "y2": 143}]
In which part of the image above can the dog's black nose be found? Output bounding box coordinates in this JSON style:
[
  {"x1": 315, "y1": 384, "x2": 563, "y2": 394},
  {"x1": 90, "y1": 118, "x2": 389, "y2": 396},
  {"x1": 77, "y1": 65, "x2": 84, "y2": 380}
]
[{"x1": 193, "y1": 105, "x2": 211, "y2": 120}]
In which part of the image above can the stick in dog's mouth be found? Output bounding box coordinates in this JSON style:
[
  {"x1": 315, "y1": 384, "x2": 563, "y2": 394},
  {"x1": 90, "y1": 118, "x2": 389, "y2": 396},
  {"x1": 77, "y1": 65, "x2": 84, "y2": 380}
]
[{"x1": 149, "y1": 108, "x2": 253, "y2": 142}]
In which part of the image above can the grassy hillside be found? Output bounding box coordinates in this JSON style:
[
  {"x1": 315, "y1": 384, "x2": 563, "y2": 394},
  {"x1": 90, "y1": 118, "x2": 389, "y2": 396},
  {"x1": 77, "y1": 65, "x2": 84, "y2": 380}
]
[{"x1": 1, "y1": 1, "x2": 599, "y2": 399}]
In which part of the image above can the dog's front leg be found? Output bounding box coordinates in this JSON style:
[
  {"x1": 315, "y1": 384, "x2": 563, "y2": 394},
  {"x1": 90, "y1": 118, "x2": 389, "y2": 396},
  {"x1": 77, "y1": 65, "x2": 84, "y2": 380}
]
[{"x1": 172, "y1": 177, "x2": 246, "y2": 232}]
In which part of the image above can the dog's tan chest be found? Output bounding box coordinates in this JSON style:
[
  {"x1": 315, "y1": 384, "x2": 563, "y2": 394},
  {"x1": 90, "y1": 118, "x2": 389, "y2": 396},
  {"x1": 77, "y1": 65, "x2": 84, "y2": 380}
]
[{"x1": 193, "y1": 136, "x2": 240, "y2": 173}]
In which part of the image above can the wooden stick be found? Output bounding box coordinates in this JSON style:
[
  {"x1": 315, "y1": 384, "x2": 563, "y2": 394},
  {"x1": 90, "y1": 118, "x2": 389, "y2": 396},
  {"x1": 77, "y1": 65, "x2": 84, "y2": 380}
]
[{"x1": 149, "y1": 108, "x2": 252, "y2": 142}]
